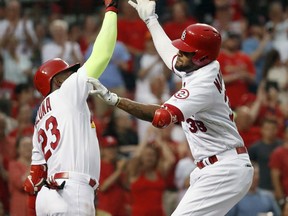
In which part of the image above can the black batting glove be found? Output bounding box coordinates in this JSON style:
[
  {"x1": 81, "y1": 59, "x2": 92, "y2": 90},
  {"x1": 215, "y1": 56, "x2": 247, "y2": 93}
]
[
  {"x1": 104, "y1": 0, "x2": 118, "y2": 13},
  {"x1": 45, "y1": 179, "x2": 66, "y2": 190}
]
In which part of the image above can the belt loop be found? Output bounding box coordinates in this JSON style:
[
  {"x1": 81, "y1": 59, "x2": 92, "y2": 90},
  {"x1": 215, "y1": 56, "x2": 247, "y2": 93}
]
[
  {"x1": 203, "y1": 158, "x2": 212, "y2": 166},
  {"x1": 196, "y1": 146, "x2": 247, "y2": 169}
]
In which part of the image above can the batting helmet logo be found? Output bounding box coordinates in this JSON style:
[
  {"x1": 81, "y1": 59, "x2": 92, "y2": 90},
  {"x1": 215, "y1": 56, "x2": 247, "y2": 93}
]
[
  {"x1": 181, "y1": 30, "x2": 187, "y2": 41},
  {"x1": 34, "y1": 58, "x2": 80, "y2": 97}
]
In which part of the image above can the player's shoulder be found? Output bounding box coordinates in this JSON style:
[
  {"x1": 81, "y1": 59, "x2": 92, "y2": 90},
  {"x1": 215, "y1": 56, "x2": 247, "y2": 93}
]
[
  {"x1": 203, "y1": 61, "x2": 220, "y2": 73},
  {"x1": 191, "y1": 61, "x2": 220, "y2": 81}
]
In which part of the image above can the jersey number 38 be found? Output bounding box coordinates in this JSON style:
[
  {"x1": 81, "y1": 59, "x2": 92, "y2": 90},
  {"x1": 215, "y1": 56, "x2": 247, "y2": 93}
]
[{"x1": 187, "y1": 118, "x2": 207, "y2": 133}]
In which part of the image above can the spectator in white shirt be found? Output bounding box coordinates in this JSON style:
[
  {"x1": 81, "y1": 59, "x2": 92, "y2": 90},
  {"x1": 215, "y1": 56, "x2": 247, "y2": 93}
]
[{"x1": 41, "y1": 19, "x2": 83, "y2": 65}]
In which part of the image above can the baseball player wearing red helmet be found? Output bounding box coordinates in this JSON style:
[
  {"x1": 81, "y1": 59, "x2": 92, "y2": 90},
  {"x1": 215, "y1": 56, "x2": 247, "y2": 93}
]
[
  {"x1": 88, "y1": 0, "x2": 253, "y2": 215},
  {"x1": 23, "y1": 1, "x2": 118, "y2": 215}
]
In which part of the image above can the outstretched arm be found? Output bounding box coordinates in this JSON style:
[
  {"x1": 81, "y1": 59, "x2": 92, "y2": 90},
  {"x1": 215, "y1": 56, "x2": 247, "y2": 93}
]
[
  {"x1": 146, "y1": 17, "x2": 178, "y2": 70},
  {"x1": 84, "y1": 1, "x2": 118, "y2": 78},
  {"x1": 117, "y1": 97, "x2": 160, "y2": 122},
  {"x1": 87, "y1": 78, "x2": 177, "y2": 128},
  {"x1": 88, "y1": 78, "x2": 159, "y2": 120}
]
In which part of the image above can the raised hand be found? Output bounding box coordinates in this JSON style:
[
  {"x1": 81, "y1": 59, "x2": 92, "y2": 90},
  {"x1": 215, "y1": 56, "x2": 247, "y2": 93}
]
[
  {"x1": 128, "y1": 0, "x2": 157, "y2": 23},
  {"x1": 104, "y1": 0, "x2": 119, "y2": 13}
]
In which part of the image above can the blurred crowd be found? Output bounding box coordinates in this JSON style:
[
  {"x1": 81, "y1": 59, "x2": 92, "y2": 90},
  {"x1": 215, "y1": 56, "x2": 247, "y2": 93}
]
[{"x1": 0, "y1": 0, "x2": 288, "y2": 215}]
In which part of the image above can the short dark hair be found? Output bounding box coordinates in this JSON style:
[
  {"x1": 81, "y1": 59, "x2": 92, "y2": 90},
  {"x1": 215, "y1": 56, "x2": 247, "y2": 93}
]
[
  {"x1": 14, "y1": 83, "x2": 32, "y2": 95},
  {"x1": 261, "y1": 118, "x2": 278, "y2": 127},
  {"x1": 265, "y1": 80, "x2": 279, "y2": 92}
]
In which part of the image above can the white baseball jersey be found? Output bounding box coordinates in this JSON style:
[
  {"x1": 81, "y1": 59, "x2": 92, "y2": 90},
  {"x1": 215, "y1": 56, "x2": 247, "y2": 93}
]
[
  {"x1": 31, "y1": 66, "x2": 100, "y2": 180},
  {"x1": 164, "y1": 57, "x2": 244, "y2": 161}
]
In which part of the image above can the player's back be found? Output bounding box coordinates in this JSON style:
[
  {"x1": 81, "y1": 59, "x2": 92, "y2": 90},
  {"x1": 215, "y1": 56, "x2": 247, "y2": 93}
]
[{"x1": 33, "y1": 70, "x2": 100, "y2": 180}]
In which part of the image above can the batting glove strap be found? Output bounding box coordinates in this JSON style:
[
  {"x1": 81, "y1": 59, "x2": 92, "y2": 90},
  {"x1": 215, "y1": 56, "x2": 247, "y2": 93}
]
[
  {"x1": 101, "y1": 90, "x2": 119, "y2": 106},
  {"x1": 106, "y1": 6, "x2": 118, "y2": 13}
]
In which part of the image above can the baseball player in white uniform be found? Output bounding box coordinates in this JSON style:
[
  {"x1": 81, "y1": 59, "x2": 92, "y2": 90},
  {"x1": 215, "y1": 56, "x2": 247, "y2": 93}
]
[
  {"x1": 22, "y1": 1, "x2": 118, "y2": 215},
  {"x1": 87, "y1": 0, "x2": 254, "y2": 215}
]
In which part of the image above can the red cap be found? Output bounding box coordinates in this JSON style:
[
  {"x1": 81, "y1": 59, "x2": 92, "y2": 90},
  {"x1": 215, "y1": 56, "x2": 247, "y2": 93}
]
[{"x1": 100, "y1": 136, "x2": 118, "y2": 148}]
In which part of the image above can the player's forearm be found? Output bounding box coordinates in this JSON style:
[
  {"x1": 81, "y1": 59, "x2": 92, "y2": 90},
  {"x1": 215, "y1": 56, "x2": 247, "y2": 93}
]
[
  {"x1": 85, "y1": 11, "x2": 117, "y2": 78},
  {"x1": 116, "y1": 97, "x2": 160, "y2": 122},
  {"x1": 146, "y1": 17, "x2": 177, "y2": 70}
]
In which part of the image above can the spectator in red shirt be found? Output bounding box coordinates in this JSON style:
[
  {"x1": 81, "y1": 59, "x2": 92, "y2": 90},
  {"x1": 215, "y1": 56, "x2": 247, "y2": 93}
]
[
  {"x1": 126, "y1": 126, "x2": 175, "y2": 216},
  {"x1": 117, "y1": 1, "x2": 148, "y2": 91},
  {"x1": 217, "y1": 32, "x2": 256, "y2": 109},
  {"x1": 8, "y1": 136, "x2": 32, "y2": 216},
  {"x1": 117, "y1": 1, "x2": 147, "y2": 56},
  {"x1": 8, "y1": 103, "x2": 34, "y2": 140},
  {"x1": 255, "y1": 81, "x2": 285, "y2": 138},
  {"x1": 0, "y1": 155, "x2": 9, "y2": 215},
  {"x1": 270, "y1": 125, "x2": 288, "y2": 203},
  {"x1": 97, "y1": 136, "x2": 128, "y2": 216},
  {"x1": 235, "y1": 105, "x2": 261, "y2": 149},
  {"x1": 162, "y1": 1, "x2": 197, "y2": 41},
  {"x1": 0, "y1": 112, "x2": 17, "y2": 184},
  {"x1": 235, "y1": 84, "x2": 267, "y2": 149},
  {"x1": 159, "y1": 125, "x2": 181, "y2": 216}
]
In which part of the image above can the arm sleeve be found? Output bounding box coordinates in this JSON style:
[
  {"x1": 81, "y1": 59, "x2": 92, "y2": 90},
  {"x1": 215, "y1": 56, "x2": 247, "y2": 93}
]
[
  {"x1": 146, "y1": 17, "x2": 178, "y2": 70},
  {"x1": 84, "y1": 11, "x2": 117, "y2": 78}
]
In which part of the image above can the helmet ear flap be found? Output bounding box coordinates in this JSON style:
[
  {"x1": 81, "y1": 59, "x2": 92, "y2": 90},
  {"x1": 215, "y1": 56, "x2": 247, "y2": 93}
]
[{"x1": 191, "y1": 50, "x2": 210, "y2": 66}]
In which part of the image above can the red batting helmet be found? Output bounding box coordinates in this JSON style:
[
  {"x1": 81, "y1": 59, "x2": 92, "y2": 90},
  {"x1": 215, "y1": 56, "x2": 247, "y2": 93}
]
[
  {"x1": 172, "y1": 23, "x2": 222, "y2": 67},
  {"x1": 34, "y1": 58, "x2": 80, "y2": 97}
]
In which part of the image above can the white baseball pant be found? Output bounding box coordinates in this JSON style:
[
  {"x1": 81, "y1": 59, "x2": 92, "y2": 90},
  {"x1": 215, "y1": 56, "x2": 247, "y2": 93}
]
[
  {"x1": 172, "y1": 151, "x2": 253, "y2": 216},
  {"x1": 36, "y1": 172, "x2": 97, "y2": 216}
]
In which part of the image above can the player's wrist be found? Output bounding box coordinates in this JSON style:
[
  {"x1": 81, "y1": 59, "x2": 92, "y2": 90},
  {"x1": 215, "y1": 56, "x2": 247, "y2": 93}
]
[
  {"x1": 114, "y1": 96, "x2": 120, "y2": 107},
  {"x1": 102, "y1": 91, "x2": 119, "y2": 106},
  {"x1": 145, "y1": 15, "x2": 158, "y2": 26},
  {"x1": 104, "y1": 0, "x2": 118, "y2": 13},
  {"x1": 110, "y1": 92, "x2": 119, "y2": 106},
  {"x1": 105, "y1": 6, "x2": 118, "y2": 13}
]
